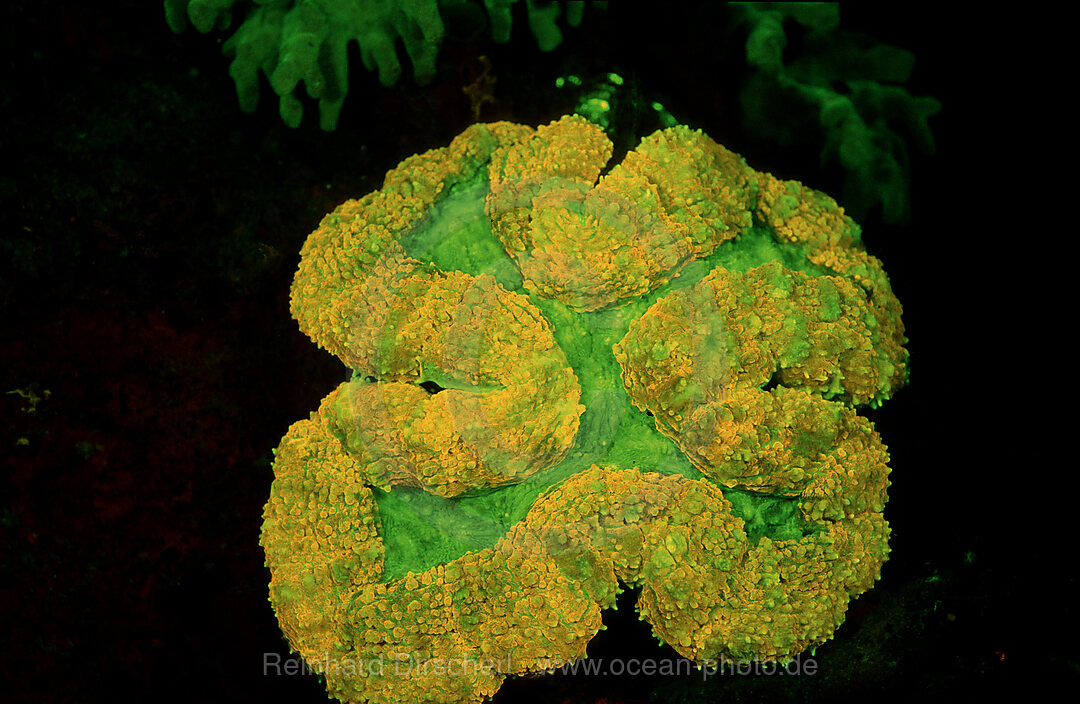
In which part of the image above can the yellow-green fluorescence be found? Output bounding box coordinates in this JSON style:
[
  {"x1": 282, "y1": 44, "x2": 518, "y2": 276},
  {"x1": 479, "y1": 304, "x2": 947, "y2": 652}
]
[{"x1": 263, "y1": 115, "x2": 907, "y2": 704}]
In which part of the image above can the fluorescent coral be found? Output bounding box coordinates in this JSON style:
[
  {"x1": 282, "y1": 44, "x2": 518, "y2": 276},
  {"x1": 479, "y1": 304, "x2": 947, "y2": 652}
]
[
  {"x1": 262, "y1": 115, "x2": 907, "y2": 703},
  {"x1": 732, "y1": 2, "x2": 941, "y2": 223},
  {"x1": 164, "y1": 0, "x2": 590, "y2": 130}
]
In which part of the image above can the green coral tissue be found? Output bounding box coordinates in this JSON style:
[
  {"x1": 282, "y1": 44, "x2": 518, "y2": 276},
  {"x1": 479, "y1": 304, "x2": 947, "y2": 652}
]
[
  {"x1": 733, "y1": 2, "x2": 941, "y2": 223},
  {"x1": 262, "y1": 115, "x2": 908, "y2": 703},
  {"x1": 164, "y1": 0, "x2": 589, "y2": 130}
]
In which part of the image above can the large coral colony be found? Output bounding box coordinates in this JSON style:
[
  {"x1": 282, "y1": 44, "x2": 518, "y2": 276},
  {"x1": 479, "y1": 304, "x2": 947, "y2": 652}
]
[{"x1": 262, "y1": 114, "x2": 907, "y2": 703}]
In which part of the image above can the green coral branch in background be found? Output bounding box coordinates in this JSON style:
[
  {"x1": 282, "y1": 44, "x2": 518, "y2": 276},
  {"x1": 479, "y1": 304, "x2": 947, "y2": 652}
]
[
  {"x1": 164, "y1": 0, "x2": 593, "y2": 130},
  {"x1": 732, "y1": 2, "x2": 941, "y2": 223},
  {"x1": 166, "y1": 2, "x2": 939, "y2": 223}
]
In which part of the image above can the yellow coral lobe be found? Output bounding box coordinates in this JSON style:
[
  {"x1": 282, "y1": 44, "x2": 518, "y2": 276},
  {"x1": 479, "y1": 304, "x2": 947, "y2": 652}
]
[
  {"x1": 289, "y1": 122, "x2": 581, "y2": 496},
  {"x1": 486, "y1": 116, "x2": 762, "y2": 312},
  {"x1": 261, "y1": 412, "x2": 385, "y2": 670},
  {"x1": 614, "y1": 260, "x2": 906, "y2": 416}
]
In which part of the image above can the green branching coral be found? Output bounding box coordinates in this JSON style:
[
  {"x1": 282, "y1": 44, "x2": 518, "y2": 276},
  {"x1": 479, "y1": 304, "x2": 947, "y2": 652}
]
[
  {"x1": 262, "y1": 115, "x2": 907, "y2": 703},
  {"x1": 164, "y1": 0, "x2": 592, "y2": 130},
  {"x1": 732, "y1": 2, "x2": 941, "y2": 223}
]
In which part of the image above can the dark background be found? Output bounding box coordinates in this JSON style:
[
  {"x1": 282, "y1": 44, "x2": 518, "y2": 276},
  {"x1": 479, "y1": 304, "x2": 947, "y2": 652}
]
[{"x1": 0, "y1": 2, "x2": 1058, "y2": 702}]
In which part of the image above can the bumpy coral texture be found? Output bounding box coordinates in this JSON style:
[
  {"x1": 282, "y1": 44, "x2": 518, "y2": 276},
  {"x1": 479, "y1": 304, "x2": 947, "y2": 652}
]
[
  {"x1": 164, "y1": 0, "x2": 588, "y2": 129},
  {"x1": 263, "y1": 115, "x2": 907, "y2": 703}
]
